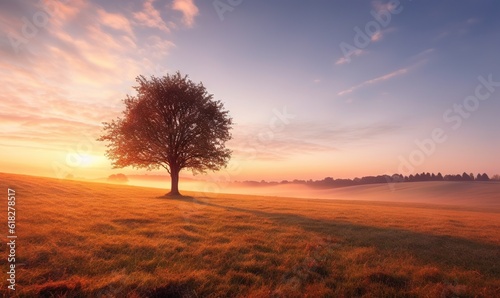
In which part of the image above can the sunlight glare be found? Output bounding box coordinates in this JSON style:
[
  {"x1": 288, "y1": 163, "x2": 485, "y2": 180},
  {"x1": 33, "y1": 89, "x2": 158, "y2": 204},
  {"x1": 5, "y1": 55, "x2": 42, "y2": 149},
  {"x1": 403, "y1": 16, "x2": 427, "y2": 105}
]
[{"x1": 81, "y1": 155, "x2": 92, "y2": 167}]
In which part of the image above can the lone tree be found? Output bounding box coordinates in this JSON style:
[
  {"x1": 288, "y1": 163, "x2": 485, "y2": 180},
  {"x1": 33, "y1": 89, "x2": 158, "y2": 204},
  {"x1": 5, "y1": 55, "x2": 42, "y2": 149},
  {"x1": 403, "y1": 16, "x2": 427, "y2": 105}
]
[{"x1": 98, "y1": 72, "x2": 233, "y2": 196}]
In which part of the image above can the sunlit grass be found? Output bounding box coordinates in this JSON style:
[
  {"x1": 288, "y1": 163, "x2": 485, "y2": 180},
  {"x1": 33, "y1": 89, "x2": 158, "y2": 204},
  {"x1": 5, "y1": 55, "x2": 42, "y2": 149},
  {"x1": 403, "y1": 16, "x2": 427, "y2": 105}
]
[{"x1": 1, "y1": 172, "x2": 499, "y2": 297}]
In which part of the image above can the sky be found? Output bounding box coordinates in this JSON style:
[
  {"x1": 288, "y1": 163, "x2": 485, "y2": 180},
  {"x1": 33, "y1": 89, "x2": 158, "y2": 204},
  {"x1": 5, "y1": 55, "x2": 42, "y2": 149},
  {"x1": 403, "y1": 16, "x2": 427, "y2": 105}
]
[{"x1": 1, "y1": 0, "x2": 500, "y2": 183}]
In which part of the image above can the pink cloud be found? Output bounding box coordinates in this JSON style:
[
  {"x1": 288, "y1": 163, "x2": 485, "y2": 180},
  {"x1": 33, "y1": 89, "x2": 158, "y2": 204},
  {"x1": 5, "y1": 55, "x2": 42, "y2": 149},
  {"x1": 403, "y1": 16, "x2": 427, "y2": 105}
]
[
  {"x1": 40, "y1": 0, "x2": 88, "y2": 28},
  {"x1": 97, "y1": 8, "x2": 135, "y2": 37},
  {"x1": 172, "y1": 0, "x2": 199, "y2": 27},
  {"x1": 133, "y1": 0, "x2": 170, "y2": 33},
  {"x1": 371, "y1": 31, "x2": 383, "y2": 42}
]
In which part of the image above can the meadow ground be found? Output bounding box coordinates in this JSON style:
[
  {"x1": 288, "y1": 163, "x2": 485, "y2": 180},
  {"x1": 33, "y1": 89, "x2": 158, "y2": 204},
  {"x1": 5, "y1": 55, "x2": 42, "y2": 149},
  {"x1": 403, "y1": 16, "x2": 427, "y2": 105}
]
[{"x1": 0, "y1": 172, "x2": 499, "y2": 297}]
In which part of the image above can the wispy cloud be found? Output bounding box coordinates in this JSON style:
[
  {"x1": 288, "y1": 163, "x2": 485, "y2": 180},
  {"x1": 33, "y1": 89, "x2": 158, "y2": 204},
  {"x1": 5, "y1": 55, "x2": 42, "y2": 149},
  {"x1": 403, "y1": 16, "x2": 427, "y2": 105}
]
[
  {"x1": 337, "y1": 49, "x2": 434, "y2": 96},
  {"x1": 172, "y1": 0, "x2": 199, "y2": 27},
  {"x1": 334, "y1": 28, "x2": 395, "y2": 66},
  {"x1": 371, "y1": 31, "x2": 383, "y2": 42},
  {"x1": 133, "y1": 0, "x2": 170, "y2": 33},
  {"x1": 138, "y1": 36, "x2": 176, "y2": 60},
  {"x1": 0, "y1": 111, "x2": 103, "y2": 152},
  {"x1": 43, "y1": 0, "x2": 88, "y2": 27},
  {"x1": 97, "y1": 8, "x2": 135, "y2": 37},
  {"x1": 372, "y1": 27, "x2": 396, "y2": 43},
  {"x1": 408, "y1": 48, "x2": 435, "y2": 64},
  {"x1": 435, "y1": 17, "x2": 481, "y2": 40},
  {"x1": 335, "y1": 49, "x2": 364, "y2": 65},
  {"x1": 338, "y1": 67, "x2": 409, "y2": 96}
]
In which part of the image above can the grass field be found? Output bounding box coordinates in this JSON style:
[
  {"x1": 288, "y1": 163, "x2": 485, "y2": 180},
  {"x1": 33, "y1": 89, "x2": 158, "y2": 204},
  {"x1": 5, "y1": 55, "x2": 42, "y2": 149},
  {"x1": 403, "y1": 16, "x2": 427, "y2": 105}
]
[{"x1": 1, "y1": 172, "x2": 499, "y2": 297}]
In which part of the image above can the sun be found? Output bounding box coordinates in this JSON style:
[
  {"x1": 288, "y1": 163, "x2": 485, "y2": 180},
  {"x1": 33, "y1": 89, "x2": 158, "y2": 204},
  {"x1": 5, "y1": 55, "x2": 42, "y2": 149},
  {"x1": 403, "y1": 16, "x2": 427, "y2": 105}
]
[{"x1": 80, "y1": 155, "x2": 93, "y2": 167}]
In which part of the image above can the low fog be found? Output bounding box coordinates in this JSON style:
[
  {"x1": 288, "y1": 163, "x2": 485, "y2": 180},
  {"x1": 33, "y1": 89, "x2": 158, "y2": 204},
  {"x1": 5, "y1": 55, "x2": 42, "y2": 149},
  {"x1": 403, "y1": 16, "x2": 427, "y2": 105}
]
[{"x1": 126, "y1": 177, "x2": 500, "y2": 209}]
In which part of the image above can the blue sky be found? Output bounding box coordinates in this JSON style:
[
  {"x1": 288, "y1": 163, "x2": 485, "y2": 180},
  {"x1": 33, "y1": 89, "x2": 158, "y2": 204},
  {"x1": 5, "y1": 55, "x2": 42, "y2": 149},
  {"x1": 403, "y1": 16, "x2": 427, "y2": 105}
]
[{"x1": 1, "y1": 0, "x2": 499, "y2": 181}]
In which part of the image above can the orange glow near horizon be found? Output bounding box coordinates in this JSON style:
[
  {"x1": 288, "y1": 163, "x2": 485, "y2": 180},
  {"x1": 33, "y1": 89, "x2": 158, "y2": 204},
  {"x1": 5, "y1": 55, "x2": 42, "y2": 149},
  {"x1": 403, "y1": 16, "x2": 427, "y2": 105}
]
[
  {"x1": 1, "y1": 135, "x2": 499, "y2": 183},
  {"x1": 1, "y1": 0, "x2": 499, "y2": 182}
]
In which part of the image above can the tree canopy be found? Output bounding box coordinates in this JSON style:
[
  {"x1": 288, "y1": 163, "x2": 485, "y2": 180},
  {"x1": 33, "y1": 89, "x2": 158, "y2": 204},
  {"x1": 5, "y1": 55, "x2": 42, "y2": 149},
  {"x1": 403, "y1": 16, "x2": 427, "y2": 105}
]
[{"x1": 98, "y1": 72, "x2": 233, "y2": 196}]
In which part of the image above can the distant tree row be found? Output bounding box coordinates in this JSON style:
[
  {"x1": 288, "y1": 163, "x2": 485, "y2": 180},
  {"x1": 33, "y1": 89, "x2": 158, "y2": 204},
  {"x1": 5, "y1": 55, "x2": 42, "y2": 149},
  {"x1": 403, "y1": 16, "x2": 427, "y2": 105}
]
[
  {"x1": 107, "y1": 173, "x2": 128, "y2": 183},
  {"x1": 237, "y1": 172, "x2": 499, "y2": 189},
  {"x1": 405, "y1": 172, "x2": 491, "y2": 182}
]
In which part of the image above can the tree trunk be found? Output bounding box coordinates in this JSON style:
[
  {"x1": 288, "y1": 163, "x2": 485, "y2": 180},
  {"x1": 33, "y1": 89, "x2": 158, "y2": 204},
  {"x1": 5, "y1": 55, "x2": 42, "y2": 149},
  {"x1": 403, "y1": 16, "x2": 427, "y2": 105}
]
[{"x1": 167, "y1": 167, "x2": 181, "y2": 196}]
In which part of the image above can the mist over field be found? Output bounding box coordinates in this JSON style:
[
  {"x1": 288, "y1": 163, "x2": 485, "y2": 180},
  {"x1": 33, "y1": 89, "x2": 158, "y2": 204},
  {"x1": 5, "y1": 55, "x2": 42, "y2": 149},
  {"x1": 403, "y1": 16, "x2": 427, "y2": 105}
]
[{"x1": 126, "y1": 176, "x2": 500, "y2": 209}]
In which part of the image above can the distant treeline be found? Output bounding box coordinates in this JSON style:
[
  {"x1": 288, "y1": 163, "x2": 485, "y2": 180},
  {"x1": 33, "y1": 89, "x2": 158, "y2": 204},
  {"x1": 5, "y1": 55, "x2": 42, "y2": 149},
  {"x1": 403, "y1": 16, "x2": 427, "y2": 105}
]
[
  {"x1": 237, "y1": 173, "x2": 500, "y2": 189},
  {"x1": 107, "y1": 173, "x2": 129, "y2": 183}
]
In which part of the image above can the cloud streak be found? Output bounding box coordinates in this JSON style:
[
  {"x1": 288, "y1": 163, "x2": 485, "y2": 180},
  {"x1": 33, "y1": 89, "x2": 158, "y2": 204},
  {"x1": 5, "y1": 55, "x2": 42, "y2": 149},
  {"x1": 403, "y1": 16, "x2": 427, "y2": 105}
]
[
  {"x1": 337, "y1": 50, "x2": 435, "y2": 96},
  {"x1": 335, "y1": 49, "x2": 364, "y2": 65},
  {"x1": 172, "y1": 0, "x2": 199, "y2": 27},
  {"x1": 338, "y1": 67, "x2": 409, "y2": 96},
  {"x1": 98, "y1": 8, "x2": 135, "y2": 37},
  {"x1": 133, "y1": 0, "x2": 170, "y2": 33}
]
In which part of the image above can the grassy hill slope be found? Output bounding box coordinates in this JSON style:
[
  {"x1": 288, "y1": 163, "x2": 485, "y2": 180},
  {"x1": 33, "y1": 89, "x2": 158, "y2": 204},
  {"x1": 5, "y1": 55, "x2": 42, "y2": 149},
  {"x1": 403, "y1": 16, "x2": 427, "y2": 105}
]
[{"x1": 0, "y1": 173, "x2": 499, "y2": 297}]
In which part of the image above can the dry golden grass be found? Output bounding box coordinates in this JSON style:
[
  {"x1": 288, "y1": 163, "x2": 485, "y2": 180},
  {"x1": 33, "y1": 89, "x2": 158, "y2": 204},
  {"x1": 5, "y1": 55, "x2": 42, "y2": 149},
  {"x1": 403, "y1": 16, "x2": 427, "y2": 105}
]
[{"x1": 0, "y1": 172, "x2": 499, "y2": 297}]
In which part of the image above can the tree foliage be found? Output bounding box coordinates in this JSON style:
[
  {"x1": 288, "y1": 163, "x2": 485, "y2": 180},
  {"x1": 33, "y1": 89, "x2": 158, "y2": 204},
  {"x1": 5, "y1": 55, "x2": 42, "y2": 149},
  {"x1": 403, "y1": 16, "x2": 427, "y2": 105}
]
[{"x1": 98, "y1": 72, "x2": 232, "y2": 195}]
